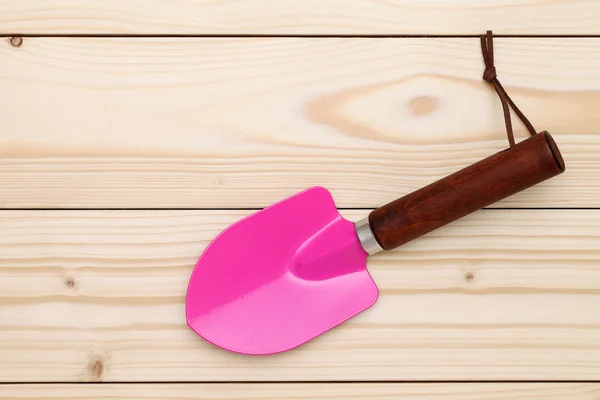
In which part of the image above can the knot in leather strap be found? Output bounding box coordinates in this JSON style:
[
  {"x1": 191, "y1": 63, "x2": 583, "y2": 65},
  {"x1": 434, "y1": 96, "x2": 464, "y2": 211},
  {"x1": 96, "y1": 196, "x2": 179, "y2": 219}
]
[{"x1": 483, "y1": 66, "x2": 496, "y2": 82}]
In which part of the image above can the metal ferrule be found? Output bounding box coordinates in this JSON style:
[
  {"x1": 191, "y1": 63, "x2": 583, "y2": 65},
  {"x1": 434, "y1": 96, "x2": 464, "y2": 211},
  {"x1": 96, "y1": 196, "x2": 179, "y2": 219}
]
[{"x1": 355, "y1": 217, "x2": 383, "y2": 256}]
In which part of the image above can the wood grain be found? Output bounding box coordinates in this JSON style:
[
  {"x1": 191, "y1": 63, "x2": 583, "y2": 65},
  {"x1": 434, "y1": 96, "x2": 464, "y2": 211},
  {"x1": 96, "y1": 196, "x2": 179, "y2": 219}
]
[
  {"x1": 1, "y1": 383, "x2": 599, "y2": 400},
  {"x1": 1, "y1": 37, "x2": 599, "y2": 209},
  {"x1": 1, "y1": 0, "x2": 600, "y2": 35},
  {"x1": 1, "y1": 209, "x2": 599, "y2": 382}
]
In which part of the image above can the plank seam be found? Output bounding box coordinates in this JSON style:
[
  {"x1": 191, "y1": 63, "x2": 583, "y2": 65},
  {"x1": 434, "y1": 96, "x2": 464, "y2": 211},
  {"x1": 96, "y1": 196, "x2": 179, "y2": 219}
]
[
  {"x1": 2, "y1": 380, "x2": 600, "y2": 385},
  {"x1": 0, "y1": 207, "x2": 598, "y2": 211},
  {"x1": 4, "y1": 34, "x2": 600, "y2": 38}
]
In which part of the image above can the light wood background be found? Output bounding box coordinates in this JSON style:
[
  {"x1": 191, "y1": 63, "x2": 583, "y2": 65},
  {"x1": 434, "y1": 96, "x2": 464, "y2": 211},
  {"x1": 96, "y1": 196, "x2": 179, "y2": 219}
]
[
  {"x1": 2, "y1": 0, "x2": 600, "y2": 35},
  {"x1": 1, "y1": 37, "x2": 600, "y2": 208},
  {"x1": 1, "y1": 1, "x2": 600, "y2": 399},
  {"x1": 2, "y1": 383, "x2": 600, "y2": 399}
]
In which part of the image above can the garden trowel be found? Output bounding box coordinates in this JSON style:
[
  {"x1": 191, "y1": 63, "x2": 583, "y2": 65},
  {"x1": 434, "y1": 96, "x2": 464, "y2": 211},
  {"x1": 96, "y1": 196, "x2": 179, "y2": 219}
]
[{"x1": 185, "y1": 131, "x2": 565, "y2": 354}]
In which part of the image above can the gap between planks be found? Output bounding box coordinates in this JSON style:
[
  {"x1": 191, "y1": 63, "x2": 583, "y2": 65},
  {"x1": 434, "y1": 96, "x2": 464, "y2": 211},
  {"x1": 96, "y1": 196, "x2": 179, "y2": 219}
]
[
  {"x1": 7, "y1": 34, "x2": 600, "y2": 38},
  {"x1": 2, "y1": 380, "x2": 600, "y2": 384},
  {"x1": 2, "y1": 208, "x2": 599, "y2": 211}
]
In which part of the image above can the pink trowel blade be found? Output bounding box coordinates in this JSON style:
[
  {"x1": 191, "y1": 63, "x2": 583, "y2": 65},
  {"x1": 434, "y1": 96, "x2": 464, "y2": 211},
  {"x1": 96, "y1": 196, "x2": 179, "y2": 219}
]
[{"x1": 185, "y1": 186, "x2": 379, "y2": 355}]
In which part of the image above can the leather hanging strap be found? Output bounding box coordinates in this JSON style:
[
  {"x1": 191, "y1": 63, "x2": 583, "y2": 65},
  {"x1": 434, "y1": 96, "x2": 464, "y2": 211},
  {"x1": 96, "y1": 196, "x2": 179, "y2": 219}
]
[{"x1": 481, "y1": 30, "x2": 537, "y2": 147}]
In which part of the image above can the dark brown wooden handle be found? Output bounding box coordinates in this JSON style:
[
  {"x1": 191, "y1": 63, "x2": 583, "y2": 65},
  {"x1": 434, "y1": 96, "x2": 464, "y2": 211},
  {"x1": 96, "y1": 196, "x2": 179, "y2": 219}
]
[{"x1": 369, "y1": 131, "x2": 566, "y2": 251}]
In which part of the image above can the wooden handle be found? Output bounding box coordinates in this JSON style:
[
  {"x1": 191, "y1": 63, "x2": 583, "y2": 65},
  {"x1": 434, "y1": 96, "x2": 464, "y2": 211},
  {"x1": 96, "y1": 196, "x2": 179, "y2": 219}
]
[{"x1": 369, "y1": 131, "x2": 566, "y2": 251}]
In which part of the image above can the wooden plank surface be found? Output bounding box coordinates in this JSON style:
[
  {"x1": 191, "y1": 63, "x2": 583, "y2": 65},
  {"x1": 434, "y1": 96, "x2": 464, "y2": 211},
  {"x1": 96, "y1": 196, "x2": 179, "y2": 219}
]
[
  {"x1": 2, "y1": 0, "x2": 600, "y2": 35},
  {"x1": 1, "y1": 37, "x2": 599, "y2": 209},
  {"x1": 1, "y1": 383, "x2": 599, "y2": 400},
  {"x1": 1, "y1": 209, "x2": 599, "y2": 382}
]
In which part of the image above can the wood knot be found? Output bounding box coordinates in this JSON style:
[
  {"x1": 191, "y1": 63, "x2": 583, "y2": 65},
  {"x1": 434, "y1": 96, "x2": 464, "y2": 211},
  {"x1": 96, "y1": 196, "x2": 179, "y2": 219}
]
[
  {"x1": 464, "y1": 271, "x2": 475, "y2": 283},
  {"x1": 64, "y1": 276, "x2": 76, "y2": 289},
  {"x1": 9, "y1": 37, "x2": 23, "y2": 48},
  {"x1": 87, "y1": 357, "x2": 104, "y2": 381},
  {"x1": 408, "y1": 96, "x2": 438, "y2": 117}
]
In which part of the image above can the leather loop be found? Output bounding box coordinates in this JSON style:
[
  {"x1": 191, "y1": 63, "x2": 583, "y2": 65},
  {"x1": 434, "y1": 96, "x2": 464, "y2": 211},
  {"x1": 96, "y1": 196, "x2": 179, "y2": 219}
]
[{"x1": 481, "y1": 30, "x2": 537, "y2": 147}]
